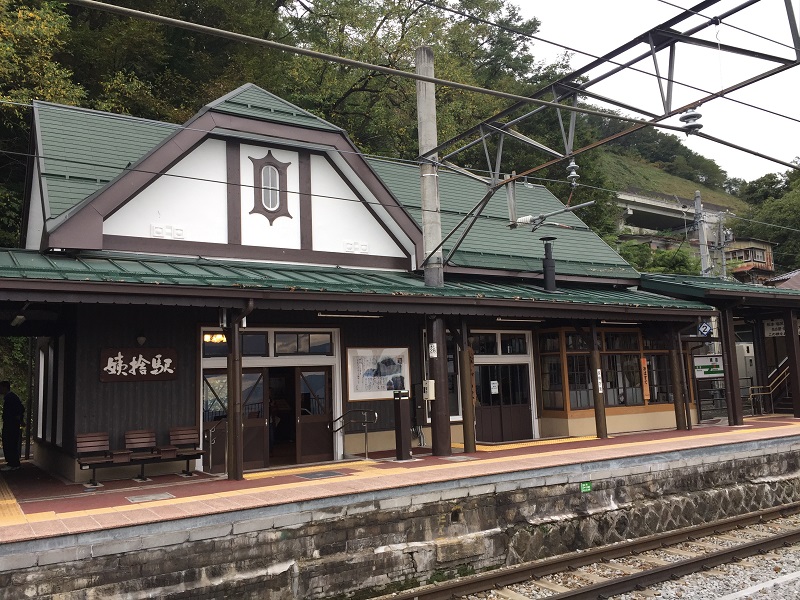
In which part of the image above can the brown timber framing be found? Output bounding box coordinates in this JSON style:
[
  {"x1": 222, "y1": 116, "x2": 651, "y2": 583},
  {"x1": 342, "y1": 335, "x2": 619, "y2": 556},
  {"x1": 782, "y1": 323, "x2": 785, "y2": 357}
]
[{"x1": 45, "y1": 111, "x2": 423, "y2": 259}]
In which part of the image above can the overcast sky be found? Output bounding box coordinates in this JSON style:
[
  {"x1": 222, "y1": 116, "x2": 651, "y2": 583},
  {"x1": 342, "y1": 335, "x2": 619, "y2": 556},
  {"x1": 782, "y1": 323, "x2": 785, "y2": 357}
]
[{"x1": 516, "y1": 0, "x2": 799, "y2": 182}]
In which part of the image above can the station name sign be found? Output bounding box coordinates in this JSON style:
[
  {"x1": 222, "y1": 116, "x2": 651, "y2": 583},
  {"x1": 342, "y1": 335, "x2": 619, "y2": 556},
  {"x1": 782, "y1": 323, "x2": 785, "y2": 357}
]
[{"x1": 100, "y1": 348, "x2": 178, "y2": 382}]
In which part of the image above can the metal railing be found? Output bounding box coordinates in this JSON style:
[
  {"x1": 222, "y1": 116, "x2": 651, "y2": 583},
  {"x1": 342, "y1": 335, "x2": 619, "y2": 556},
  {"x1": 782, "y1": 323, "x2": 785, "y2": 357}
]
[
  {"x1": 329, "y1": 410, "x2": 378, "y2": 460},
  {"x1": 748, "y1": 364, "x2": 790, "y2": 415},
  {"x1": 203, "y1": 418, "x2": 227, "y2": 473}
]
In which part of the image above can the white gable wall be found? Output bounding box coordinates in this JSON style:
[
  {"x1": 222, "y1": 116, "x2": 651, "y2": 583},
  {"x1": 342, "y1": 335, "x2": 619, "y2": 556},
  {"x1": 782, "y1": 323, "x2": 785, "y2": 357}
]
[
  {"x1": 310, "y1": 155, "x2": 406, "y2": 258},
  {"x1": 240, "y1": 144, "x2": 301, "y2": 249},
  {"x1": 25, "y1": 159, "x2": 45, "y2": 250},
  {"x1": 104, "y1": 139, "x2": 228, "y2": 243}
]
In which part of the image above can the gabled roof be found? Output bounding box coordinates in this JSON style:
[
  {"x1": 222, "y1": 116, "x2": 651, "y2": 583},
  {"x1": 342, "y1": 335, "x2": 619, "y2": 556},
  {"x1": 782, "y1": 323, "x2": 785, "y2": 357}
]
[
  {"x1": 368, "y1": 158, "x2": 637, "y2": 280},
  {"x1": 29, "y1": 84, "x2": 636, "y2": 282},
  {"x1": 0, "y1": 249, "x2": 711, "y2": 316},
  {"x1": 33, "y1": 103, "x2": 179, "y2": 219},
  {"x1": 207, "y1": 84, "x2": 341, "y2": 132}
]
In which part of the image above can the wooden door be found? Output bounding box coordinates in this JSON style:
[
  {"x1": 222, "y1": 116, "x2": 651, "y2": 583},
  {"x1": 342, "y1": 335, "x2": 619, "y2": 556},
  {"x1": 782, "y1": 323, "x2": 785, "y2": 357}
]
[{"x1": 296, "y1": 367, "x2": 334, "y2": 463}]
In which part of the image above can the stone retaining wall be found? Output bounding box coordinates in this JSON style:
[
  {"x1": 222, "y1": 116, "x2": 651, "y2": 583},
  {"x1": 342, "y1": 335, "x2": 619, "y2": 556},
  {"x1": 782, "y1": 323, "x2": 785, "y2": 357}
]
[{"x1": 2, "y1": 438, "x2": 800, "y2": 599}]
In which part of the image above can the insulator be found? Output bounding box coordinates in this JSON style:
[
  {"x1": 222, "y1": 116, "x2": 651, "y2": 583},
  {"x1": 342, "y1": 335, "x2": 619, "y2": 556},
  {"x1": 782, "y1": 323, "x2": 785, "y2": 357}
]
[
  {"x1": 679, "y1": 109, "x2": 703, "y2": 134},
  {"x1": 566, "y1": 158, "x2": 580, "y2": 188}
]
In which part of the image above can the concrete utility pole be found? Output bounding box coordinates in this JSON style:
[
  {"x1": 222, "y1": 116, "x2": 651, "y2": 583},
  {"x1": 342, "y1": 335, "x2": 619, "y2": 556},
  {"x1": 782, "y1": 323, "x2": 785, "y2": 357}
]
[
  {"x1": 416, "y1": 46, "x2": 444, "y2": 288},
  {"x1": 417, "y1": 46, "x2": 450, "y2": 456},
  {"x1": 694, "y1": 191, "x2": 712, "y2": 276}
]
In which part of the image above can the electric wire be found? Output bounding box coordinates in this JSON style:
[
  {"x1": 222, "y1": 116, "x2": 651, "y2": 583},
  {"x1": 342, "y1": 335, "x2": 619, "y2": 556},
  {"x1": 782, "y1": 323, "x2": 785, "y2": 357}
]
[
  {"x1": 413, "y1": 0, "x2": 800, "y2": 126},
  {"x1": 59, "y1": 0, "x2": 800, "y2": 177},
  {"x1": 653, "y1": 0, "x2": 797, "y2": 52},
  {"x1": 56, "y1": 0, "x2": 690, "y2": 136}
]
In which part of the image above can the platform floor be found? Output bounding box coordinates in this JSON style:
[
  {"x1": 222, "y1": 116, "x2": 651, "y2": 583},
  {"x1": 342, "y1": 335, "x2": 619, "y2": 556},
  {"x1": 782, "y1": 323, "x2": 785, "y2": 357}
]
[{"x1": 2, "y1": 415, "x2": 799, "y2": 544}]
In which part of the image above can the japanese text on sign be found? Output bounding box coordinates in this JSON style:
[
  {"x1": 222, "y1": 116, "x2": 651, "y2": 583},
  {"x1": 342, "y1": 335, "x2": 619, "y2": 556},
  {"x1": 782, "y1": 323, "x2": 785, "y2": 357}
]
[{"x1": 100, "y1": 348, "x2": 178, "y2": 382}]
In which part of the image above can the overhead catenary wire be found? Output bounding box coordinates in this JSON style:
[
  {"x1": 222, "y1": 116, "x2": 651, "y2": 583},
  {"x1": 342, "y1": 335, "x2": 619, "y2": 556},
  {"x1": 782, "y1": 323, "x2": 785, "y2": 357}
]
[
  {"x1": 654, "y1": 0, "x2": 798, "y2": 52},
  {"x1": 413, "y1": 0, "x2": 800, "y2": 127},
  {"x1": 59, "y1": 0, "x2": 800, "y2": 176}
]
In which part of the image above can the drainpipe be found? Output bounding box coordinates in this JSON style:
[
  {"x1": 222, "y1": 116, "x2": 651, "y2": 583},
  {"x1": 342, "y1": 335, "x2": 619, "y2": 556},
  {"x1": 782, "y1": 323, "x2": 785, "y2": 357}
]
[
  {"x1": 541, "y1": 236, "x2": 557, "y2": 292},
  {"x1": 225, "y1": 299, "x2": 255, "y2": 480}
]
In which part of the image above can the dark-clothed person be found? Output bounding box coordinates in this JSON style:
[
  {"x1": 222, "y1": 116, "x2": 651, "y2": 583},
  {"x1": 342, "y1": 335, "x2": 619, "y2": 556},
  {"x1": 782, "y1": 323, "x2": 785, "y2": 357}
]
[{"x1": 1, "y1": 381, "x2": 24, "y2": 471}]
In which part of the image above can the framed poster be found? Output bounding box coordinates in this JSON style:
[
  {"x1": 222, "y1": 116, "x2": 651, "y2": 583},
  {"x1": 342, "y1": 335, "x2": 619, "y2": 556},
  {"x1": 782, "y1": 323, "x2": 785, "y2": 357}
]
[{"x1": 347, "y1": 347, "x2": 410, "y2": 401}]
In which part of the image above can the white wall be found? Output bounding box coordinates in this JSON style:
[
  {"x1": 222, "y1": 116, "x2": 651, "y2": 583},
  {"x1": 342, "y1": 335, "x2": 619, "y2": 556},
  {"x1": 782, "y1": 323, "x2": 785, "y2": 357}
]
[
  {"x1": 240, "y1": 144, "x2": 301, "y2": 249},
  {"x1": 104, "y1": 139, "x2": 228, "y2": 243},
  {"x1": 310, "y1": 155, "x2": 405, "y2": 257},
  {"x1": 26, "y1": 160, "x2": 45, "y2": 249}
]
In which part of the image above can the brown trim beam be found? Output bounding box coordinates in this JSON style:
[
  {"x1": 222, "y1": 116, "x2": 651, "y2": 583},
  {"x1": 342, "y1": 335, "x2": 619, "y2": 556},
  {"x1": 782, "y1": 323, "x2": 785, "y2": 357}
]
[{"x1": 226, "y1": 140, "x2": 241, "y2": 245}]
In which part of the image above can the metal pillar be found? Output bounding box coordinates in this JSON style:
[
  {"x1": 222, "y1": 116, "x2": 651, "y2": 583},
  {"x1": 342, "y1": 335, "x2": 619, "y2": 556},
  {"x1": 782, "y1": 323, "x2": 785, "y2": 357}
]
[
  {"x1": 590, "y1": 322, "x2": 608, "y2": 439},
  {"x1": 428, "y1": 316, "x2": 451, "y2": 455},
  {"x1": 783, "y1": 309, "x2": 800, "y2": 418},
  {"x1": 719, "y1": 308, "x2": 743, "y2": 425},
  {"x1": 459, "y1": 322, "x2": 476, "y2": 453}
]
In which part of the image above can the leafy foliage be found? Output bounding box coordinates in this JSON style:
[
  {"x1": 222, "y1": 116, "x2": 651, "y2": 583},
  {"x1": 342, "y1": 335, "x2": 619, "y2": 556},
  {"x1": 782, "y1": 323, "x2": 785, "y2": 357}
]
[{"x1": 618, "y1": 240, "x2": 701, "y2": 275}]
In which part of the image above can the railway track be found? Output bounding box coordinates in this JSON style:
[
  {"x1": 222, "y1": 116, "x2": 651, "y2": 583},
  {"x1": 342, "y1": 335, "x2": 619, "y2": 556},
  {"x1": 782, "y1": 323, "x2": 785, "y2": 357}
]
[{"x1": 375, "y1": 501, "x2": 800, "y2": 600}]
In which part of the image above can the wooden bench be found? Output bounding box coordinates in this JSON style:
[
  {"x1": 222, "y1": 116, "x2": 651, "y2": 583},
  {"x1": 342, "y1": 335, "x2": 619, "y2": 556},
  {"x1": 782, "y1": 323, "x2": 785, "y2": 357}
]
[
  {"x1": 124, "y1": 429, "x2": 162, "y2": 481},
  {"x1": 76, "y1": 432, "x2": 132, "y2": 486},
  {"x1": 125, "y1": 427, "x2": 205, "y2": 480},
  {"x1": 168, "y1": 426, "x2": 207, "y2": 476}
]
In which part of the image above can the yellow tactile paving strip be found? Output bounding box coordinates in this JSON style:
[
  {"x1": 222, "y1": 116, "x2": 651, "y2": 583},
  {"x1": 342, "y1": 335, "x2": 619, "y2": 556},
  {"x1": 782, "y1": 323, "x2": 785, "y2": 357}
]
[
  {"x1": 453, "y1": 436, "x2": 598, "y2": 452},
  {"x1": 243, "y1": 459, "x2": 377, "y2": 480},
  {"x1": 0, "y1": 474, "x2": 26, "y2": 525},
  {"x1": 6, "y1": 421, "x2": 800, "y2": 531}
]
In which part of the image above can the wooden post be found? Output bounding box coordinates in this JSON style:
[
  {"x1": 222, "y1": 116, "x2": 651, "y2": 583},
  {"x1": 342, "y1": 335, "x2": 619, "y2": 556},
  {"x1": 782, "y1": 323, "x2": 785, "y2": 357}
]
[
  {"x1": 669, "y1": 329, "x2": 688, "y2": 430},
  {"x1": 225, "y1": 314, "x2": 243, "y2": 480},
  {"x1": 590, "y1": 322, "x2": 608, "y2": 439},
  {"x1": 719, "y1": 308, "x2": 743, "y2": 425},
  {"x1": 459, "y1": 322, "x2": 476, "y2": 453},
  {"x1": 783, "y1": 309, "x2": 800, "y2": 418},
  {"x1": 428, "y1": 316, "x2": 451, "y2": 455}
]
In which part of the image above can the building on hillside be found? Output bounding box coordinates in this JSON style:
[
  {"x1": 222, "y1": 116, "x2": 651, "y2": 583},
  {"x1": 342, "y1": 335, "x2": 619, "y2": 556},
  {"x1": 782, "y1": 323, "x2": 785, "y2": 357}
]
[
  {"x1": 4, "y1": 84, "x2": 731, "y2": 482},
  {"x1": 766, "y1": 268, "x2": 800, "y2": 290},
  {"x1": 724, "y1": 238, "x2": 775, "y2": 283}
]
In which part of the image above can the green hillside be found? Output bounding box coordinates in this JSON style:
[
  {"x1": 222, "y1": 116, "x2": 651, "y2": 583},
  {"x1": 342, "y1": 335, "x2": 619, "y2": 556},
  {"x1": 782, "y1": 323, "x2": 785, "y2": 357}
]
[{"x1": 596, "y1": 152, "x2": 747, "y2": 212}]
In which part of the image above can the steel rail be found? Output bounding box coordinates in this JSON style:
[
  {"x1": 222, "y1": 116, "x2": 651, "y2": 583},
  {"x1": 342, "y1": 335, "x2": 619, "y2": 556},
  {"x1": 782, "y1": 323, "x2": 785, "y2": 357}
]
[{"x1": 374, "y1": 501, "x2": 800, "y2": 600}]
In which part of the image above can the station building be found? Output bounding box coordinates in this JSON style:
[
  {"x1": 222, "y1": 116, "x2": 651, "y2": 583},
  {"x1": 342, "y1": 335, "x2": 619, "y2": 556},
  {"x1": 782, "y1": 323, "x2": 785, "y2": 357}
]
[{"x1": 6, "y1": 83, "x2": 788, "y2": 482}]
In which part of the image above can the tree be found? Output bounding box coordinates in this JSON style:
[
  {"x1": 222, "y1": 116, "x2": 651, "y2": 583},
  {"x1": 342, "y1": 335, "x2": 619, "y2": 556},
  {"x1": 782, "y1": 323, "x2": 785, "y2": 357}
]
[
  {"x1": 739, "y1": 172, "x2": 788, "y2": 206},
  {"x1": 731, "y1": 187, "x2": 800, "y2": 271},
  {"x1": 0, "y1": 0, "x2": 86, "y2": 247},
  {"x1": 617, "y1": 240, "x2": 701, "y2": 275}
]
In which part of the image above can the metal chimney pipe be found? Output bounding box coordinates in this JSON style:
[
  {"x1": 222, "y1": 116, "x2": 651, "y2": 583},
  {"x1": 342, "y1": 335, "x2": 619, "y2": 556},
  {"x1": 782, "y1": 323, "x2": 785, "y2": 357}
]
[{"x1": 541, "y1": 236, "x2": 557, "y2": 292}]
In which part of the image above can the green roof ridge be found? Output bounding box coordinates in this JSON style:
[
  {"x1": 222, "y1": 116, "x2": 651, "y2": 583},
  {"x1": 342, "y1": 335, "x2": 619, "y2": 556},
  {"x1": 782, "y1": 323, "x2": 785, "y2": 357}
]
[{"x1": 207, "y1": 83, "x2": 340, "y2": 132}]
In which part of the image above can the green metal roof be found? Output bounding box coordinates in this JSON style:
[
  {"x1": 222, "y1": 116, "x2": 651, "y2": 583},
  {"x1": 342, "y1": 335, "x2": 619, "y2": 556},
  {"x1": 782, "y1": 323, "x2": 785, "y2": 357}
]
[
  {"x1": 33, "y1": 88, "x2": 636, "y2": 281},
  {"x1": 208, "y1": 84, "x2": 341, "y2": 132},
  {"x1": 0, "y1": 249, "x2": 709, "y2": 311},
  {"x1": 641, "y1": 273, "x2": 800, "y2": 301},
  {"x1": 34, "y1": 102, "x2": 180, "y2": 218},
  {"x1": 367, "y1": 158, "x2": 638, "y2": 279}
]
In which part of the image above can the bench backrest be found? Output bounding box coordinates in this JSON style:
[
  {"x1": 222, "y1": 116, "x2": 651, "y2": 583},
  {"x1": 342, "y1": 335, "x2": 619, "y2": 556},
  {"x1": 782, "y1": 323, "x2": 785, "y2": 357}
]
[
  {"x1": 170, "y1": 426, "x2": 200, "y2": 448},
  {"x1": 76, "y1": 432, "x2": 110, "y2": 456},
  {"x1": 125, "y1": 429, "x2": 157, "y2": 450}
]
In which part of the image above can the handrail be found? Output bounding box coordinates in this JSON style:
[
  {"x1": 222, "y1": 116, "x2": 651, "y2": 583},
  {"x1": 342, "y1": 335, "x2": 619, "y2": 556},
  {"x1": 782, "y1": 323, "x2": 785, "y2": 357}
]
[
  {"x1": 204, "y1": 418, "x2": 227, "y2": 474},
  {"x1": 749, "y1": 365, "x2": 790, "y2": 414},
  {"x1": 329, "y1": 410, "x2": 378, "y2": 459}
]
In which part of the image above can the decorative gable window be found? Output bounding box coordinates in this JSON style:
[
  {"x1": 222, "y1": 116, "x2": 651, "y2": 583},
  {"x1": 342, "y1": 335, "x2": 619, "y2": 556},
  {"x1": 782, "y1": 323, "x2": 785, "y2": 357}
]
[{"x1": 249, "y1": 150, "x2": 291, "y2": 224}]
